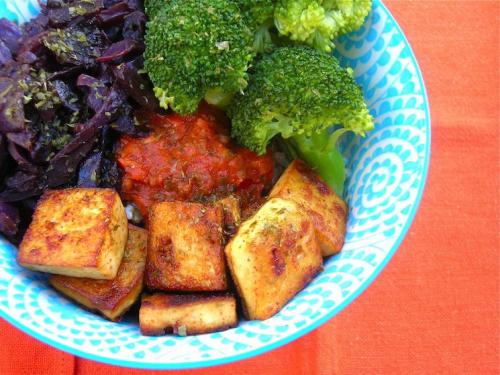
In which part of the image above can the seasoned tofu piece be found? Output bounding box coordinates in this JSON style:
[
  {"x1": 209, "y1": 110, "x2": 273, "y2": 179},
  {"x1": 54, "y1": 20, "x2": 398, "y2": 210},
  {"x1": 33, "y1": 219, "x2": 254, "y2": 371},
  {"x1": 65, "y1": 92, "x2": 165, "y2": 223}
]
[
  {"x1": 139, "y1": 294, "x2": 237, "y2": 336},
  {"x1": 215, "y1": 195, "x2": 241, "y2": 239},
  {"x1": 17, "y1": 188, "x2": 128, "y2": 279},
  {"x1": 225, "y1": 198, "x2": 322, "y2": 320},
  {"x1": 49, "y1": 225, "x2": 148, "y2": 321},
  {"x1": 269, "y1": 159, "x2": 348, "y2": 256},
  {"x1": 145, "y1": 201, "x2": 227, "y2": 292}
]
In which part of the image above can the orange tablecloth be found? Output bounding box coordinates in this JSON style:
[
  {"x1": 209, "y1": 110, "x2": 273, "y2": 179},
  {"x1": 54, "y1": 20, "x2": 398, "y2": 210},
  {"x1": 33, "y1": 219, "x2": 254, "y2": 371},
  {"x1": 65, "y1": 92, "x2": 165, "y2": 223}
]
[{"x1": 1, "y1": 1, "x2": 498, "y2": 374}]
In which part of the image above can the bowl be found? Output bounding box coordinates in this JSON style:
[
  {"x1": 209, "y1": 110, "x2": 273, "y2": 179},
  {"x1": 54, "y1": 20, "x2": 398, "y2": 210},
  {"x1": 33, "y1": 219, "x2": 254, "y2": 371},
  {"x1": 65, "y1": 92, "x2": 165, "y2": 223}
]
[{"x1": 0, "y1": 0, "x2": 430, "y2": 369}]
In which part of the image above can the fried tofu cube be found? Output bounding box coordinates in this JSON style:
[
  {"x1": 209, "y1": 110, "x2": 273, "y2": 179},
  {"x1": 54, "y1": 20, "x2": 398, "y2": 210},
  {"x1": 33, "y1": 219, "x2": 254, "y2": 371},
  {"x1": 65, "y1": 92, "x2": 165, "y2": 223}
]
[
  {"x1": 225, "y1": 198, "x2": 322, "y2": 320},
  {"x1": 139, "y1": 294, "x2": 237, "y2": 336},
  {"x1": 145, "y1": 201, "x2": 227, "y2": 292},
  {"x1": 215, "y1": 195, "x2": 241, "y2": 239},
  {"x1": 269, "y1": 159, "x2": 348, "y2": 256},
  {"x1": 17, "y1": 188, "x2": 128, "y2": 279},
  {"x1": 49, "y1": 225, "x2": 148, "y2": 321}
]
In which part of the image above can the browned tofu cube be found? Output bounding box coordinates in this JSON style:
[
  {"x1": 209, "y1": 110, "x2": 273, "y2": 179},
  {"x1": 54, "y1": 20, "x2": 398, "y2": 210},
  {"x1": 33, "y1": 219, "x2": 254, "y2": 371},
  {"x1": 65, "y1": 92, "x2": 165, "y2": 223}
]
[
  {"x1": 49, "y1": 225, "x2": 147, "y2": 321},
  {"x1": 17, "y1": 188, "x2": 128, "y2": 279},
  {"x1": 215, "y1": 195, "x2": 241, "y2": 239},
  {"x1": 139, "y1": 294, "x2": 237, "y2": 336},
  {"x1": 269, "y1": 159, "x2": 348, "y2": 256},
  {"x1": 225, "y1": 198, "x2": 322, "y2": 320},
  {"x1": 145, "y1": 201, "x2": 227, "y2": 292}
]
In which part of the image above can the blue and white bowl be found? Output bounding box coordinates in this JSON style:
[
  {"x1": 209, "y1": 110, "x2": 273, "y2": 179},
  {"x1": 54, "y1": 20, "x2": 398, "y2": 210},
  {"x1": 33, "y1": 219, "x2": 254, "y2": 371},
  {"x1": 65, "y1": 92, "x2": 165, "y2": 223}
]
[{"x1": 0, "y1": 0, "x2": 430, "y2": 369}]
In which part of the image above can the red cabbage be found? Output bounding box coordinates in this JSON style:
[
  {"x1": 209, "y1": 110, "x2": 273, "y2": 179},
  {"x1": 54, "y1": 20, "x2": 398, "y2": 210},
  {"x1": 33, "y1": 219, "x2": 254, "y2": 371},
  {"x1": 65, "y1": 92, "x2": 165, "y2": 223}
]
[
  {"x1": 5, "y1": 132, "x2": 35, "y2": 151},
  {"x1": 6, "y1": 142, "x2": 41, "y2": 174},
  {"x1": 76, "y1": 74, "x2": 109, "y2": 113},
  {"x1": 47, "y1": 0, "x2": 104, "y2": 27},
  {"x1": 97, "y1": 39, "x2": 144, "y2": 64},
  {"x1": 0, "y1": 202, "x2": 20, "y2": 237},
  {"x1": 123, "y1": 11, "x2": 146, "y2": 41},
  {"x1": 0, "y1": 134, "x2": 5, "y2": 170},
  {"x1": 46, "y1": 124, "x2": 99, "y2": 187},
  {"x1": 42, "y1": 26, "x2": 108, "y2": 68},
  {"x1": 112, "y1": 59, "x2": 158, "y2": 110},
  {"x1": 0, "y1": 0, "x2": 157, "y2": 238},
  {"x1": 16, "y1": 31, "x2": 48, "y2": 59},
  {"x1": 0, "y1": 171, "x2": 44, "y2": 202},
  {"x1": 0, "y1": 41, "x2": 12, "y2": 66},
  {"x1": 0, "y1": 77, "x2": 25, "y2": 133},
  {"x1": 77, "y1": 151, "x2": 103, "y2": 188},
  {"x1": 22, "y1": 14, "x2": 49, "y2": 38},
  {"x1": 52, "y1": 80, "x2": 81, "y2": 112},
  {"x1": 96, "y1": 2, "x2": 132, "y2": 26},
  {"x1": 0, "y1": 19, "x2": 22, "y2": 54},
  {"x1": 85, "y1": 86, "x2": 126, "y2": 129}
]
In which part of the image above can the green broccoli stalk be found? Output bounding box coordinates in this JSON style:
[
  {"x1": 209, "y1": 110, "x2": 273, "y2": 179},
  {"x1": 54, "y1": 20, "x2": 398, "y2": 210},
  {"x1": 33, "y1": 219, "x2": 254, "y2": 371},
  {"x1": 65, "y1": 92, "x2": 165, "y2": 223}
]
[
  {"x1": 274, "y1": 0, "x2": 372, "y2": 52},
  {"x1": 144, "y1": 0, "x2": 255, "y2": 114},
  {"x1": 228, "y1": 46, "x2": 374, "y2": 195},
  {"x1": 237, "y1": 0, "x2": 278, "y2": 53},
  {"x1": 252, "y1": 20, "x2": 275, "y2": 53},
  {"x1": 283, "y1": 129, "x2": 348, "y2": 195}
]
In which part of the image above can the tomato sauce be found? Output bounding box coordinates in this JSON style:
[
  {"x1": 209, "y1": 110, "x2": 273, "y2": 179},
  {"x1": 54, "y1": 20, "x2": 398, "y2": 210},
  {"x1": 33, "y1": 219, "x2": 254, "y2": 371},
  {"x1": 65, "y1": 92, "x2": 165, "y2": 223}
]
[{"x1": 116, "y1": 104, "x2": 274, "y2": 220}]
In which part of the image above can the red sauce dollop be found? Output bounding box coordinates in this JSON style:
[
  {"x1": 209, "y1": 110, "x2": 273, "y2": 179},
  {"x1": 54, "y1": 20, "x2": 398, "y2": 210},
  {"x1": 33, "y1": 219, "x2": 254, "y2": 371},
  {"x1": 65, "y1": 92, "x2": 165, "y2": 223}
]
[{"x1": 116, "y1": 104, "x2": 274, "y2": 219}]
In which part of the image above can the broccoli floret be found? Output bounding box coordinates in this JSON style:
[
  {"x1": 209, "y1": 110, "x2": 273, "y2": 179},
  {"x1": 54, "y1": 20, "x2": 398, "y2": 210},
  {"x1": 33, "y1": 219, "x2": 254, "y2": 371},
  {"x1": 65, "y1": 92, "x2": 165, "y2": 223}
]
[
  {"x1": 229, "y1": 46, "x2": 373, "y2": 153},
  {"x1": 144, "y1": 0, "x2": 165, "y2": 19},
  {"x1": 335, "y1": 0, "x2": 373, "y2": 35},
  {"x1": 274, "y1": 0, "x2": 372, "y2": 52},
  {"x1": 144, "y1": 0, "x2": 255, "y2": 114},
  {"x1": 228, "y1": 46, "x2": 373, "y2": 194},
  {"x1": 238, "y1": 0, "x2": 277, "y2": 27}
]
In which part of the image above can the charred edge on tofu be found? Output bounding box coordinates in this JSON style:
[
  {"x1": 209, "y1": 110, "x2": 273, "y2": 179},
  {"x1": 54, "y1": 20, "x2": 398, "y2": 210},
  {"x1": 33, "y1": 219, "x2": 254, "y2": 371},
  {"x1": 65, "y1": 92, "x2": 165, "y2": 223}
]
[{"x1": 141, "y1": 293, "x2": 235, "y2": 307}]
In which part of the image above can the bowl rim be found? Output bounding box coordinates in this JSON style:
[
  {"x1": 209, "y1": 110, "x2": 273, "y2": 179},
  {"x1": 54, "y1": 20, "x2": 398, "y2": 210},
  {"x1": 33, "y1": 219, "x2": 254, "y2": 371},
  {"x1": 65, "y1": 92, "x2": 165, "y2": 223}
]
[{"x1": 0, "y1": 0, "x2": 431, "y2": 369}]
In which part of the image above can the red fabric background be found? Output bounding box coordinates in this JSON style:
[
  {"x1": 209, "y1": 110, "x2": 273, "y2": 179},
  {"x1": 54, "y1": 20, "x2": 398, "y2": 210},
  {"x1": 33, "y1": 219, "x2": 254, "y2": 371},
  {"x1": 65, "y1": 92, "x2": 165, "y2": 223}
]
[{"x1": 1, "y1": 1, "x2": 498, "y2": 374}]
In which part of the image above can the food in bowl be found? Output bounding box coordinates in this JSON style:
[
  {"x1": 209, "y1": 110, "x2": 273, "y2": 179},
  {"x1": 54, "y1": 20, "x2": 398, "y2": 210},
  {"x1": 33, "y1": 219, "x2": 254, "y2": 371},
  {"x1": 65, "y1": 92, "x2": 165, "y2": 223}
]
[
  {"x1": 139, "y1": 293, "x2": 238, "y2": 336},
  {"x1": 49, "y1": 224, "x2": 148, "y2": 321},
  {"x1": 17, "y1": 188, "x2": 128, "y2": 279},
  {"x1": 225, "y1": 197, "x2": 323, "y2": 321},
  {"x1": 0, "y1": 0, "x2": 375, "y2": 336},
  {"x1": 145, "y1": 200, "x2": 229, "y2": 292}
]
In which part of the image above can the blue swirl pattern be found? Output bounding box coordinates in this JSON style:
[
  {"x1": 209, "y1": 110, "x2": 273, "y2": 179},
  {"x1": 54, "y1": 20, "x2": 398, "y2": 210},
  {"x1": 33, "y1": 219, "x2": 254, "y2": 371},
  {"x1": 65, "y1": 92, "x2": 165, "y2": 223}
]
[{"x1": 0, "y1": 0, "x2": 430, "y2": 369}]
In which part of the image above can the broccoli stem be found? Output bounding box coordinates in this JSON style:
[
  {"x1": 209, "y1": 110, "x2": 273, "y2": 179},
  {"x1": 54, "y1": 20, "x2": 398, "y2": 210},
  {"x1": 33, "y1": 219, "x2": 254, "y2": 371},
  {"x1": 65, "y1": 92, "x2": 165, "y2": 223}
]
[
  {"x1": 253, "y1": 20, "x2": 274, "y2": 53},
  {"x1": 204, "y1": 88, "x2": 236, "y2": 110},
  {"x1": 283, "y1": 128, "x2": 347, "y2": 196}
]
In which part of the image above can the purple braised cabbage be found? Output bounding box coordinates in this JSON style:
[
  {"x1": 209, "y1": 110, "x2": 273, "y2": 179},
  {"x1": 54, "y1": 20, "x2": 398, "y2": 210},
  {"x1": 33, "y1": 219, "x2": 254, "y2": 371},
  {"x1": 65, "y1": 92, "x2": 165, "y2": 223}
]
[
  {"x1": 0, "y1": 202, "x2": 20, "y2": 237},
  {"x1": 76, "y1": 74, "x2": 109, "y2": 112},
  {"x1": 0, "y1": 171, "x2": 44, "y2": 202},
  {"x1": 47, "y1": 0, "x2": 104, "y2": 27},
  {"x1": 123, "y1": 11, "x2": 146, "y2": 41},
  {"x1": 77, "y1": 151, "x2": 103, "y2": 188},
  {"x1": 6, "y1": 142, "x2": 41, "y2": 174},
  {"x1": 0, "y1": 1, "x2": 154, "y2": 238},
  {"x1": 112, "y1": 59, "x2": 158, "y2": 110},
  {"x1": 0, "y1": 19, "x2": 22, "y2": 54},
  {"x1": 0, "y1": 77, "x2": 25, "y2": 133},
  {"x1": 42, "y1": 25, "x2": 108, "y2": 68},
  {"x1": 96, "y1": 39, "x2": 144, "y2": 64},
  {"x1": 0, "y1": 134, "x2": 6, "y2": 171},
  {"x1": 0, "y1": 41, "x2": 13, "y2": 66},
  {"x1": 46, "y1": 124, "x2": 99, "y2": 187},
  {"x1": 95, "y1": 2, "x2": 132, "y2": 26}
]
